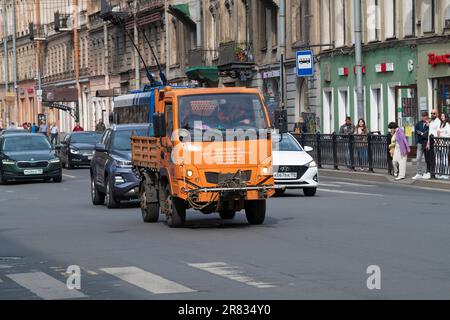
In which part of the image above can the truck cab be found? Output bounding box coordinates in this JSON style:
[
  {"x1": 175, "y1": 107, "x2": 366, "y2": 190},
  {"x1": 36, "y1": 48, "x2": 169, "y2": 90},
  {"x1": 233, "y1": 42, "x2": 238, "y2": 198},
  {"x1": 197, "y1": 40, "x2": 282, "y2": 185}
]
[{"x1": 132, "y1": 86, "x2": 275, "y2": 228}]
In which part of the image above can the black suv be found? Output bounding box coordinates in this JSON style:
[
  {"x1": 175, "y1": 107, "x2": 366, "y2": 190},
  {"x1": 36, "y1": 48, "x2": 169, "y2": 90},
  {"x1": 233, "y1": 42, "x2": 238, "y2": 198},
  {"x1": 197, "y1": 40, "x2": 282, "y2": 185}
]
[
  {"x1": 90, "y1": 124, "x2": 150, "y2": 208},
  {"x1": 57, "y1": 132, "x2": 101, "y2": 169}
]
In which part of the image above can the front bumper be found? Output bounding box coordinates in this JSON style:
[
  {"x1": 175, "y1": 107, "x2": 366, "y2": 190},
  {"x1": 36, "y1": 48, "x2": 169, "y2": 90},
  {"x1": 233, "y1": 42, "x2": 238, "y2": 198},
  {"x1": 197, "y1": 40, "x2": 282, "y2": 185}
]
[
  {"x1": 2, "y1": 168, "x2": 62, "y2": 180},
  {"x1": 69, "y1": 153, "x2": 94, "y2": 166},
  {"x1": 111, "y1": 169, "x2": 140, "y2": 200},
  {"x1": 274, "y1": 166, "x2": 319, "y2": 189}
]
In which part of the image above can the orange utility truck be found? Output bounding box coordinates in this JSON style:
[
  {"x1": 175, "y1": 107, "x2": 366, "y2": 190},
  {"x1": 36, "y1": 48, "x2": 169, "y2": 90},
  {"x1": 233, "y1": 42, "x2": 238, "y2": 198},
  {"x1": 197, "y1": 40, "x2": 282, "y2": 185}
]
[{"x1": 131, "y1": 87, "x2": 276, "y2": 228}]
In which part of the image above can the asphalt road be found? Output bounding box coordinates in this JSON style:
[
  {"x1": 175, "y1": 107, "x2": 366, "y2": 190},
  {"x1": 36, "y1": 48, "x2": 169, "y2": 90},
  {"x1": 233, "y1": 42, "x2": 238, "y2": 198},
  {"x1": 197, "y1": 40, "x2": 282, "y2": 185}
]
[{"x1": 1, "y1": 168, "x2": 449, "y2": 300}]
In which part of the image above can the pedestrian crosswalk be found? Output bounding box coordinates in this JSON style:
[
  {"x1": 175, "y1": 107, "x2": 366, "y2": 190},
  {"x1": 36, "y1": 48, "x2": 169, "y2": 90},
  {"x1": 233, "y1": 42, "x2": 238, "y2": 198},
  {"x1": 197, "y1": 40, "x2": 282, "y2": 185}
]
[{"x1": 0, "y1": 261, "x2": 278, "y2": 299}]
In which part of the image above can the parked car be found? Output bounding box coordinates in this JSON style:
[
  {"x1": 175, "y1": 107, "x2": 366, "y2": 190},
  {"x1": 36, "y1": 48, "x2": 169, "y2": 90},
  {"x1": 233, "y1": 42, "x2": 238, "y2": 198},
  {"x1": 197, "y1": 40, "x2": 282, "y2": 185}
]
[
  {"x1": 0, "y1": 133, "x2": 62, "y2": 184},
  {"x1": 0, "y1": 128, "x2": 29, "y2": 136},
  {"x1": 272, "y1": 132, "x2": 318, "y2": 196},
  {"x1": 90, "y1": 124, "x2": 150, "y2": 208},
  {"x1": 56, "y1": 131, "x2": 101, "y2": 169}
]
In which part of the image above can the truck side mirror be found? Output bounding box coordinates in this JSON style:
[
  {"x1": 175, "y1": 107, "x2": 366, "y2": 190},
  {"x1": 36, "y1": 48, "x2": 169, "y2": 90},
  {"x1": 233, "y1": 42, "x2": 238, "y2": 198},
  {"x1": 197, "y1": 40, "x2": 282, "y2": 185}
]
[
  {"x1": 153, "y1": 113, "x2": 166, "y2": 138},
  {"x1": 274, "y1": 109, "x2": 288, "y2": 134}
]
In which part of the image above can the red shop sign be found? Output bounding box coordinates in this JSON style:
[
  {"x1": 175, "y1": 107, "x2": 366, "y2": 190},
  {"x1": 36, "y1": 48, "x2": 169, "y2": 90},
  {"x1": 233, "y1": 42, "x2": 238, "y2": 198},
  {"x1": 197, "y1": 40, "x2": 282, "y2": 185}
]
[{"x1": 428, "y1": 53, "x2": 450, "y2": 67}]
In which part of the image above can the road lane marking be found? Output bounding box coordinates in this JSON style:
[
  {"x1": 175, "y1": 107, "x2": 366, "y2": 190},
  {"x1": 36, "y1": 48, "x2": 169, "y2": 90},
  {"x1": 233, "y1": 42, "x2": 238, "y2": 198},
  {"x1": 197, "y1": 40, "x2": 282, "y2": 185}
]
[
  {"x1": 318, "y1": 183, "x2": 341, "y2": 187},
  {"x1": 188, "y1": 262, "x2": 276, "y2": 289},
  {"x1": 62, "y1": 174, "x2": 77, "y2": 179},
  {"x1": 329, "y1": 181, "x2": 376, "y2": 187},
  {"x1": 318, "y1": 188, "x2": 384, "y2": 197},
  {"x1": 100, "y1": 267, "x2": 195, "y2": 294},
  {"x1": 6, "y1": 272, "x2": 87, "y2": 300},
  {"x1": 0, "y1": 264, "x2": 13, "y2": 269}
]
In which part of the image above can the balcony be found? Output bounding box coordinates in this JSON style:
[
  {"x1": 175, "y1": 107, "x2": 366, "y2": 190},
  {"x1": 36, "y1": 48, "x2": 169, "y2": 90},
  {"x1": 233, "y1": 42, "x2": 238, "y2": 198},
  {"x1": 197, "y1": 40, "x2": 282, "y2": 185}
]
[
  {"x1": 186, "y1": 49, "x2": 219, "y2": 83},
  {"x1": 217, "y1": 41, "x2": 255, "y2": 72}
]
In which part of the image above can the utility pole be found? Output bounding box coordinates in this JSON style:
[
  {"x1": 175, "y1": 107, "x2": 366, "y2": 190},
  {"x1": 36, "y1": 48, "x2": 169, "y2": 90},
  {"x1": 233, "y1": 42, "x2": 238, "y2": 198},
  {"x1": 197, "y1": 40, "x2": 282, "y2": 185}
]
[
  {"x1": 279, "y1": 0, "x2": 286, "y2": 110},
  {"x1": 73, "y1": 0, "x2": 81, "y2": 125},
  {"x1": 35, "y1": 0, "x2": 42, "y2": 118},
  {"x1": 10, "y1": 0, "x2": 17, "y2": 123},
  {"x1": 2, "y1": 0, "x2": 8, "y2": 94},
  {"x1": 354, "y1": 0, "x2": 364, "y2": 119},
  {"x1": 133, "y1": 0, "x2": 140, "y2": 90}
]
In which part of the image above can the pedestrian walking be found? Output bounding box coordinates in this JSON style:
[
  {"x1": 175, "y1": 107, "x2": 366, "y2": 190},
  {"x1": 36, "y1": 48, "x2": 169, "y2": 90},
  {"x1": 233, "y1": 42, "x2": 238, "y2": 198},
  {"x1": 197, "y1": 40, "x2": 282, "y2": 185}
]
[
  {"x1": 39, "y1": 121, "x2": 48, "y2": 137},
  {"x1": 388, "y1": 122, "x2": 410, "y2": 181},
  {"x1": 435, "y1": 113, "x2": 450, "y2": 180},
  {"x1": 412, "y1": 112, "x2": 430, "y2": 180},
  {"x1": 423, "y1": 109, "x2": 442, "y2": 180},
  {"x1": 72, "y1": 122, "x2": 84, "y2": 132},
  {"x1": 354, "y1": 118, "x2": 368, "y2": 171},
  {"x1": 95, "y1": 119, "x2": 106, "y2": 133},
  {"x1": 50, "y1": 122, "x2": 59, "y2": 145}
]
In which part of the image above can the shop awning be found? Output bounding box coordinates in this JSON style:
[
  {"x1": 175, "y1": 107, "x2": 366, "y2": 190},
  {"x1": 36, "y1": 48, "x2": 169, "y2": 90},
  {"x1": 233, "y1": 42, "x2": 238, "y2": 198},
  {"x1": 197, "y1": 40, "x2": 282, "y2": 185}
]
[
  {"x1": 167, "y1": 4, "x2": 196, "y2": 29},
  {"x1": 186, "y1": 66, "x2": 219, "y2": 83}
]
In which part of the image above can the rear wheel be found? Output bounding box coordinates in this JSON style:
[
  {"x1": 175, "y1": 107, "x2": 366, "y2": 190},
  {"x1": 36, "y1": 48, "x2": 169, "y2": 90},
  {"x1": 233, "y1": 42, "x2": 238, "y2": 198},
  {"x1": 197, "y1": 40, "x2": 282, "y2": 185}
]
[
  {"x1": 91, "y1": 177, "x2": 105, "y2": 205},
  {"x1": 303, "y1": 187, "x2": 317, "y2": 197},
  {"x1": 140, "y1": 183, "x2": 159, "y2": 223},
  {"x1": 244, "y1": 200, "x2": 266, "y2": 225},
  {"x1": 105, "y1": 177, "x2": 120, "y2": 208},
  {"x1": 164, "y1": 185, "x2": 186, "y2": 228},
  {"x1": 219, "y1": 209, "x2": 236, "y2": 220}
]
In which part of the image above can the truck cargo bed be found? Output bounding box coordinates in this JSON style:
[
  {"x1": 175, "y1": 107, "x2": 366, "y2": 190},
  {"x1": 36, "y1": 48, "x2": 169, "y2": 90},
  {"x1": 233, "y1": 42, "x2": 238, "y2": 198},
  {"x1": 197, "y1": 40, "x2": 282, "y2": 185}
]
[{"x1": 131, "y1": 136, "x2": 160, "y2": 169}]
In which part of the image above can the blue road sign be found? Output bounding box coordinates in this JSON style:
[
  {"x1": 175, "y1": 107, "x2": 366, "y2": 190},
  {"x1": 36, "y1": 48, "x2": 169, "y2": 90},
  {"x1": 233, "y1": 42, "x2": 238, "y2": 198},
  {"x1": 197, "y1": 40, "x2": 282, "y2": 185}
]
[{"x1": 296, "y1": 50, "x2": 314, "y2": 77}]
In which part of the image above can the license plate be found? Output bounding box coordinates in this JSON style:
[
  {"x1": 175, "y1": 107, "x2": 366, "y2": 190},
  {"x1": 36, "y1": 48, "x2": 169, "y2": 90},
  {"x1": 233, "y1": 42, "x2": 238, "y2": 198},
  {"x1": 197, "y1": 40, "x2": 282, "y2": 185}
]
[
  {"x1": 274, "y1": 172, "x2": 297, "y2": 179},
  {"x1": 24, "y1": 169, "x2": 43, "y2": 175}
]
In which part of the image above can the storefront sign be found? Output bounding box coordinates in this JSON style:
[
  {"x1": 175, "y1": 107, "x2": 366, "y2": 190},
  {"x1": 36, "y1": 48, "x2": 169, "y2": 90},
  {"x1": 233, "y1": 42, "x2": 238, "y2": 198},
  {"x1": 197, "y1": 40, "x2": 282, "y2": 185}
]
[
  {"x1": 375, "y1": 63, "x2": 394, "y2": 73},
  {"x1": 428, "y1": 53, "x2": 450, "y2": 67},
  {"x1": 338, "y1": 67, "x2": 349, "y2": 77},
  {"x1": 262, "y1": 70, "x2": 280, "y2": 79}
]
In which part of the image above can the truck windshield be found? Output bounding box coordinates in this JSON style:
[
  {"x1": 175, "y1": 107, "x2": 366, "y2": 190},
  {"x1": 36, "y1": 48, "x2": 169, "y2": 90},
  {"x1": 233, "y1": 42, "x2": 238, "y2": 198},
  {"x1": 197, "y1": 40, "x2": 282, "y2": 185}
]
[{"x1": 178, "y1": 94, "x2": 268, "y2": 133}]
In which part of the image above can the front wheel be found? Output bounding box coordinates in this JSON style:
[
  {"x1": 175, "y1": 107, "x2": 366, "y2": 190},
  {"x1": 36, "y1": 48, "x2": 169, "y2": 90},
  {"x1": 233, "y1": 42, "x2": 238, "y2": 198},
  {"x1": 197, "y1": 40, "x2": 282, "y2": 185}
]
[
  {"x1": 0, "y1": 170, "x2": 8, "y2": 185},
  {"x1": 53, "y1": 175, "x2": 62, "y2": 183},
  {"x1": 219, "y1": 209, "x2": 236, "y2": 220},
  {"x1": 244, "y1": 200, "x2": 266, "y2": 225},
  {"x1": 303, "y1": 187, "x2": 317, "y2": 197},
  {"x1": 164, "y1": 186, "x2": 186, "y2": 228},
  {"x1": 105, "y1": 177, "x2": 120, "y2": 208},
  {"x1": 91, "y1": 177, "x2": 105, "y2": 205}
]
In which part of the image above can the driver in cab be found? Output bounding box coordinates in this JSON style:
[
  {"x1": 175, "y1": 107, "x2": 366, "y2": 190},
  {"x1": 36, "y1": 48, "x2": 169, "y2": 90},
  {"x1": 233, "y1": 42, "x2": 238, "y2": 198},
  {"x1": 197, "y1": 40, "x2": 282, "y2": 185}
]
[{"x1": 217, "y1": 103, "x2": 252, "y2": 128}]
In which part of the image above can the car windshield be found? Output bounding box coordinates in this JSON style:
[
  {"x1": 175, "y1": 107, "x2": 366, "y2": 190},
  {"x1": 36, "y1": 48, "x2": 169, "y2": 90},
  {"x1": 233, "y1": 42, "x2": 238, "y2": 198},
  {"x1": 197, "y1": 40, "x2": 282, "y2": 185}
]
[
  {"x1": 273, "y1": 134, "x2": 303, "y2": 152},
  {"x1": 71, "y1": 132, "x2": 102, "y2": 144},
  {"x1": 178, "y1": 93, "x2": 268, "y2": 132},
  {"x1": 3, "y1": 135, "x2": 52, "y2": 151},
  {"x1": 111, "y1": 128, "x2": 148, "y2": 151}
]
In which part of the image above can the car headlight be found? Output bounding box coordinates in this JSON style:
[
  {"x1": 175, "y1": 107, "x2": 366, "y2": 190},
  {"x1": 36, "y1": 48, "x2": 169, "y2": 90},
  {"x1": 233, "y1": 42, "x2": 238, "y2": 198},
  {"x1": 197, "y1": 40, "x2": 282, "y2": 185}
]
[
  {"x1": 308, "y1": 160, "x2": 317, "y2": 168},
  {"x1": 70, "y1": 148, "x2": 80, "y2": 154},
  {"x1": 49, "y1": 158, "x2": 61, "y2": 163},
  {"x1": 2, "y1": 159, "x2": 15, "y2": 165},
  {"x1": 112, "y1": 157, "x2": 132, "y2": 168}
]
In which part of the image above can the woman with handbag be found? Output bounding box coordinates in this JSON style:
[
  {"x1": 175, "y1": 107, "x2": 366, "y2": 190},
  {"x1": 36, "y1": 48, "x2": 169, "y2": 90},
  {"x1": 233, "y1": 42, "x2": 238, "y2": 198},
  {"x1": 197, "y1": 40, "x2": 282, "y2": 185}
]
[{"x1": 388, "y1": 122, "x2": 410, "y2": 181}]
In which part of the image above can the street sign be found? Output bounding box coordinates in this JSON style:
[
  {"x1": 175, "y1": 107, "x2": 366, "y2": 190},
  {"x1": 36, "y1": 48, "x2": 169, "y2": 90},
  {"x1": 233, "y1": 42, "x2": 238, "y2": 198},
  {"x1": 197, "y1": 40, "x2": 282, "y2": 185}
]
[{"x1": 296, "y1": 50, "x2": 314, "y2": 77}]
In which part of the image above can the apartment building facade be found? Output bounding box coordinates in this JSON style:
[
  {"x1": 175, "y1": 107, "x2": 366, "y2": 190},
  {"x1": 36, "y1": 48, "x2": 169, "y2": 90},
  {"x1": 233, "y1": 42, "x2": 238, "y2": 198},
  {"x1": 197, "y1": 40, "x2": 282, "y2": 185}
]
[{"x1": 317, "y1": 0, "x2": 450, "y2": 143}]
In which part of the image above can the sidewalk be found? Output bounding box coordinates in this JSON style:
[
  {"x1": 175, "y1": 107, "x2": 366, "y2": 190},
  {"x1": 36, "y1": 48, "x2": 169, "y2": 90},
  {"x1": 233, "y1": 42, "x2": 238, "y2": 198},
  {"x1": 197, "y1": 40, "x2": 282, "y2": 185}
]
[{"x1": 319, "y1": 161, "x2": 450, "y2": 191}]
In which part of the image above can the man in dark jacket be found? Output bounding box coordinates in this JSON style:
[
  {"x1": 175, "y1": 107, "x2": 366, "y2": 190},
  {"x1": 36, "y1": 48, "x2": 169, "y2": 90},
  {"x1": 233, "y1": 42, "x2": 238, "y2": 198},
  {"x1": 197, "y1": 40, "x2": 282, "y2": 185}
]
[{"x1": 413, "y1": 111, "x2": 430, "y2": 179}]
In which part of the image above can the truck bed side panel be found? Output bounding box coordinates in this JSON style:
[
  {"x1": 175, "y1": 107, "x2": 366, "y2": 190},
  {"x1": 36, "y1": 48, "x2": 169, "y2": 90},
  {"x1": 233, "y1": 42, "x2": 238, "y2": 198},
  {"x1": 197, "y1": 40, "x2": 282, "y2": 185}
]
[{"x1": 131, "y1": 136, "x2": 160, "y2": 169}]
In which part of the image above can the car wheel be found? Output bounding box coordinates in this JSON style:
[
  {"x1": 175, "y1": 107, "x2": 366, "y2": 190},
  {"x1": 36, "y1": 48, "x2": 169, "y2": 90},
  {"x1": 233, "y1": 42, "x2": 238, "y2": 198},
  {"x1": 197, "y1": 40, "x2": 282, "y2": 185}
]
[
  {"x1": 164, "y1": 185, "x2": 186, "y2": 228},
  {"x1": 219, "y1": 209, "x2": 236, "y2": 220},
  {"x1": 244, "y1": 200, "x2": 266, "y2": 225},
  {"x1": 140, "y1": 183, "x2": 159, "y2": 223},
  {"x1": 53, "y1": 175, "x2": 62, "y2": 183},
  {"x1": 91, "y1": 178, "x2": 105, "y2": 205},
  {"x1": 0, "y1": 170, "x2": 8, "y2": 185},
  {"x1": 303, "y1": 187, "x2": 317, "y2": 197},
  {"x1": 105, "y1": 177, "x2": 120, "y2": 208}
]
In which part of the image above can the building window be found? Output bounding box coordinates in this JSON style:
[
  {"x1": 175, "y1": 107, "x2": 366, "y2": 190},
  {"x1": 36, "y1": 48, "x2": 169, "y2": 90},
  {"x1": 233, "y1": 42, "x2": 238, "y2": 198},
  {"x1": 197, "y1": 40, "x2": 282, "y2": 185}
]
[
  {"x1": 271, "y1": 6, "x2": 278, "y2": 48},
  {"x1": 367, "y1": 0, "x2": 381, "y2": 42},
  {"x1": 403, "y1": 0, "x2": 415, "y2": 37},
  {"x1": 422, "y1": 0, "x2": 436, "y2": 33},
  {"x1": 384, "y1": 0, "x2": 396, "y2": 39},
  {"x1": 335, "y1": 0, "x2": 346, "y2": 47}
]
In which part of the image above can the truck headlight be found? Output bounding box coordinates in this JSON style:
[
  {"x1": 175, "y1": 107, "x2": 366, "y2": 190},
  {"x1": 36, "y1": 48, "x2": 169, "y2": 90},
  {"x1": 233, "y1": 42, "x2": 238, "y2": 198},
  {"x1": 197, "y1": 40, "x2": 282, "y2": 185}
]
[
  {"x1": 262, "y1": 167, "x2": 269, "y2": 175},
  {"x1": 186, "y1": 169, "x2": 194, "y2": 177}
]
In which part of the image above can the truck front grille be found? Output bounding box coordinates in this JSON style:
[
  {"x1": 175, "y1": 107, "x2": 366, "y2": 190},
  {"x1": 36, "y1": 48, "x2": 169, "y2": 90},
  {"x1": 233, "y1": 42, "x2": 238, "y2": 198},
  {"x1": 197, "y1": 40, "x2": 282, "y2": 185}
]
[{"x1": 204, "y1": 170, "x2": 252, "y2": 184}]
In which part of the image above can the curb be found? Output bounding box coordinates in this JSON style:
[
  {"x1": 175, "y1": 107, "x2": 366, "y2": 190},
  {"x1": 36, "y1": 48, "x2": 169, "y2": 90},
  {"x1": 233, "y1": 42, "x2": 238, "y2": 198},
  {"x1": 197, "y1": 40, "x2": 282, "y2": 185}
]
[{"x1": 319, "y1": 169, "x2": 450, "y2": 191}]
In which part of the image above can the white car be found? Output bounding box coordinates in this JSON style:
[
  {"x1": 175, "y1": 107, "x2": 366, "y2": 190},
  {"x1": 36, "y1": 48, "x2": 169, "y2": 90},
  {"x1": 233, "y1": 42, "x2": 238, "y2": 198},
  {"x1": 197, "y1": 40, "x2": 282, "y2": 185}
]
[{"x1": 272, "y1": 132, "x2": 319, "y2": 196}]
